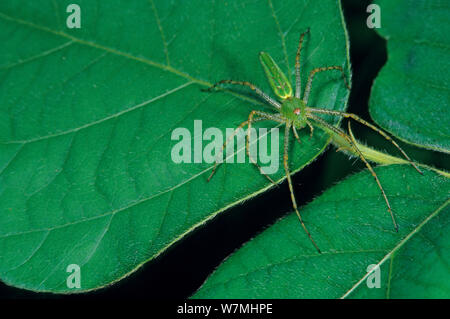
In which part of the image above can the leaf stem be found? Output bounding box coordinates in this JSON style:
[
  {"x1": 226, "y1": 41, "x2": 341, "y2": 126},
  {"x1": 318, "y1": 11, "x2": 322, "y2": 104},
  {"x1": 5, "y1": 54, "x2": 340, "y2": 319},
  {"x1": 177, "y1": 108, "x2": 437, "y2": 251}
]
[{"x1": 322, "y1": 124, "x2": 450, "y2": 178}]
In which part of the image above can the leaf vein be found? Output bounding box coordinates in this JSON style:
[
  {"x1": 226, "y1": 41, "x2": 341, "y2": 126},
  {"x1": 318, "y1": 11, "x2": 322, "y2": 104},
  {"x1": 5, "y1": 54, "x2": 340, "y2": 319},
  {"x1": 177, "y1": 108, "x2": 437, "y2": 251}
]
[
  {"x1": 0, "y1": 40, "x2": 74, "y2": 70},
  {"x1": 340, "y1": 198, "x2": 450, "y2": 298}
]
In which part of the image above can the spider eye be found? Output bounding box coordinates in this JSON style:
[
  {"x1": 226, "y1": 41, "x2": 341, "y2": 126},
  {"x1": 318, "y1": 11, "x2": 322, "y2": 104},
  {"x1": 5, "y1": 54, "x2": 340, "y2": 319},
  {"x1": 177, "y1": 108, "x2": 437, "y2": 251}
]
[{"x1": 293, "y1": 108, "x2": 301, "y2": 115}]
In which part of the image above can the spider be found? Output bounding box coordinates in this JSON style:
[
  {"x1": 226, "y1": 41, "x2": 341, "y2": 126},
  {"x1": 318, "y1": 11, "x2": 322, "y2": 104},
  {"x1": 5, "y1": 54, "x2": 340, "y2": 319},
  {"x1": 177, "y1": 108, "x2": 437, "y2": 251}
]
[{"x1": 205, "y1": 28, "x2": 422, "y2": 253}]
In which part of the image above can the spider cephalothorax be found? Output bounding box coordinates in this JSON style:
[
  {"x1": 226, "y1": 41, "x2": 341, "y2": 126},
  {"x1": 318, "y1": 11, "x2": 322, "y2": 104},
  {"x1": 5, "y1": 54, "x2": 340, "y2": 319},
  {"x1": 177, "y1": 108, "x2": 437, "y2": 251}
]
[{"x1": 280, "y1": 97, "x2": 308, "y2": 128}]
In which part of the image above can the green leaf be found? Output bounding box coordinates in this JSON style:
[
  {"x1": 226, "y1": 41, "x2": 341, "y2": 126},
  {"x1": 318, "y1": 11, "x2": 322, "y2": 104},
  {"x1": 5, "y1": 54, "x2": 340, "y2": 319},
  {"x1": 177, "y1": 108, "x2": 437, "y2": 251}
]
[
  {"x1": 0, "y1": 1, "x2": 350, "y2": 292},
  {"x1": 194, "y1": 165, "x2": 450, "y2": 298},
  {"x1": 370, "y1": 0, "x2": 450, "y2": 153}
]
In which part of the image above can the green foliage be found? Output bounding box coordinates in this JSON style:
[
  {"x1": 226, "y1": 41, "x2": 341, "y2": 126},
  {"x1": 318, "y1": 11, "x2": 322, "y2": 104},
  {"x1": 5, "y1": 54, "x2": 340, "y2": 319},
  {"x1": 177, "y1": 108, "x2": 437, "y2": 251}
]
[
  {"x1": 370, "y1": 0, "x2": 450, "y2": 153},
  {"x1": 1, "y1": 0, "x2": 448, "y2": 298},
  {"x1": 194, "y1": 166, "x2": 450, "y2": 298},
  {"x1": 195, "y1": 0, "x2": 450, "y2": 299},
  {"x1": 0, "y1": 1, "x2": 350, "y2": 292}
]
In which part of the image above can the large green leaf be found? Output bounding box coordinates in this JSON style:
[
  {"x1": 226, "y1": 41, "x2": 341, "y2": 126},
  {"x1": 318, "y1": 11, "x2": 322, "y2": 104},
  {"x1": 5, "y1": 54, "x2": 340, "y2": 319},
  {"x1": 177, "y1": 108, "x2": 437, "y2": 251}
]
[
  {"x1": 0, "y1": 1, "x2": 350, "y2": 292},
  {"x1": 194, "y1": 165, "x2": 450, "y2": 298},
  {"x1": 370, "y1": 0, "x2": 450, "y2": 153}
]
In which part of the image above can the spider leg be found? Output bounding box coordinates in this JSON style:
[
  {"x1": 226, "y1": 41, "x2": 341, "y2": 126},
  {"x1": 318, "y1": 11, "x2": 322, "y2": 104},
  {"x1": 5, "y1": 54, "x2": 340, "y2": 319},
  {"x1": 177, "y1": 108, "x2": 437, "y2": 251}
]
[
  {"x1": 283, "y1": 122, "x2": 321, "y2": 253},
  {"x1": 295, "y1": 28, "x2": 310, "y2": 98},
  {"x1": 247, "y1": 110, "x2": 285, "y2": 186},
  {"x1": 307, "y1": 121, "x2": 314, "y2": 138},
  {"x1": 308, "y1": 114, "x2": 399, "y2": 232},
  {"x1": 292, "y1": 126, "x2": 302, "y2": 144},
  {"x1": 302, "y1": 66, "x2": 350, "y2": 104},
  {"x1": 208, "y1": 117, "x2": 266, "y2": 182},
  {"x1": 307, "y1": 108, "x2": 423, "y2": 174},
  {"x1": 206, "y1": 80, "x2": 281, "y2": 109},
  {"x1": 347, "y1": 121, "x2": 398, "y2": 231},
  {"x1": 292, "y1": 121, "x2": 314, "y2": 144}
]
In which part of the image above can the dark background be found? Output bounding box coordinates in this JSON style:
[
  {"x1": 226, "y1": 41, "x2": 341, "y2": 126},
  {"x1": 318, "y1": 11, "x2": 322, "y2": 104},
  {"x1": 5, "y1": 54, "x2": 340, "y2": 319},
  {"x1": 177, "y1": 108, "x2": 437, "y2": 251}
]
[{"x1": 1, "y1": 0, "x2": 448, "y2": 299}]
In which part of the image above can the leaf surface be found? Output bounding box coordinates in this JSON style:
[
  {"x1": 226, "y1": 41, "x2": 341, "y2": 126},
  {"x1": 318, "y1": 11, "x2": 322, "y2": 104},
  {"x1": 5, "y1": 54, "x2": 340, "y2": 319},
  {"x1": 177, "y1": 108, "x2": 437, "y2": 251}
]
[
  {"x1": 0, "y1": 0, "x2": 350, "y2": 292},
  {"x1": 194, "y1": 166, "x2": 450, "y2": 298},
  {"x1": 370, "y1": 0, "x2": 450, "y2": 153}
]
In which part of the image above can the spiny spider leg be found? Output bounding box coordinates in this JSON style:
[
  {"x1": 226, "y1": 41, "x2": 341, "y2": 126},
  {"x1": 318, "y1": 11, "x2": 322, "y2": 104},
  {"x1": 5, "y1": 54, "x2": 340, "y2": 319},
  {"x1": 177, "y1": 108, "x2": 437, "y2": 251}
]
[
  {"x1": 346, "y1": 121, "x2": 398, "y2": 231},
  {"x1": 206, "y1": 80, "x2": 281, "y2": 109},
  {"x1": 307, "y1": 108, "x2": 423, "y2": 174},
  {"x1": 247, "y1": 110, "x2": 285, "y2": 185},
  {"x1": 303, "y1": 66, "x2": 350, "y2": 104},
  {"x1": 292, "y1": 122, "x2": 313, "y2": 145},
  {"x1": 295, "y1": 28, "x2": 310, "y2": 98},
  {"x1": 292, "y1": 126, "x2": 302, "y2": 144},
  {"x1": 308, "y1": 114, "x2": 399, "y2": 231},
  {"x1": 283, "y1": 123, "x2": 321, "y2": 253},
  {"x1": 208, "y1": 116, "x2": 267, "y2": 181},
  {"x1": 307, "y1": 121, "x2": 314, "y2": 138}
]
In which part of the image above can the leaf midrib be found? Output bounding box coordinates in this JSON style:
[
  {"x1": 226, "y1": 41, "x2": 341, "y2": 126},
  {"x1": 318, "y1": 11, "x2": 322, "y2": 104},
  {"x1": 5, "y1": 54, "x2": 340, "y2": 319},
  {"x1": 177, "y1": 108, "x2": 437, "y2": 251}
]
[
  {"x1": 0, "y1": 4, "x2": 353, "y2": 293},
  {"x1": 341, "y1": 198, "x2": 450, "y2": 298},
  {"x1": 0, "y1": 8, "x2": 338, "y2": 243},
  {"x1": 0, "y1": 12, "x2": 209, "y2": 85},
  {"x1": 194, "y1": 197, "x2": 449, "y2": 298},
  {"x1": 0, "y1": 11, "x2": 266, "y2": 144},
  {"x1": 4, "y1": 81, "x2": 194, "y2": 144}
]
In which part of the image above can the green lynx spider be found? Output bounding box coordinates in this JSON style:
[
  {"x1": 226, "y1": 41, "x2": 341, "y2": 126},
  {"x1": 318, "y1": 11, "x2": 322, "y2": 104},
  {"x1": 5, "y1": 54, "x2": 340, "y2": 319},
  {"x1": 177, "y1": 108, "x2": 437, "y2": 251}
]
[{"x1": 206, "y1": 29, "x2": 422, "y2": 253}]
